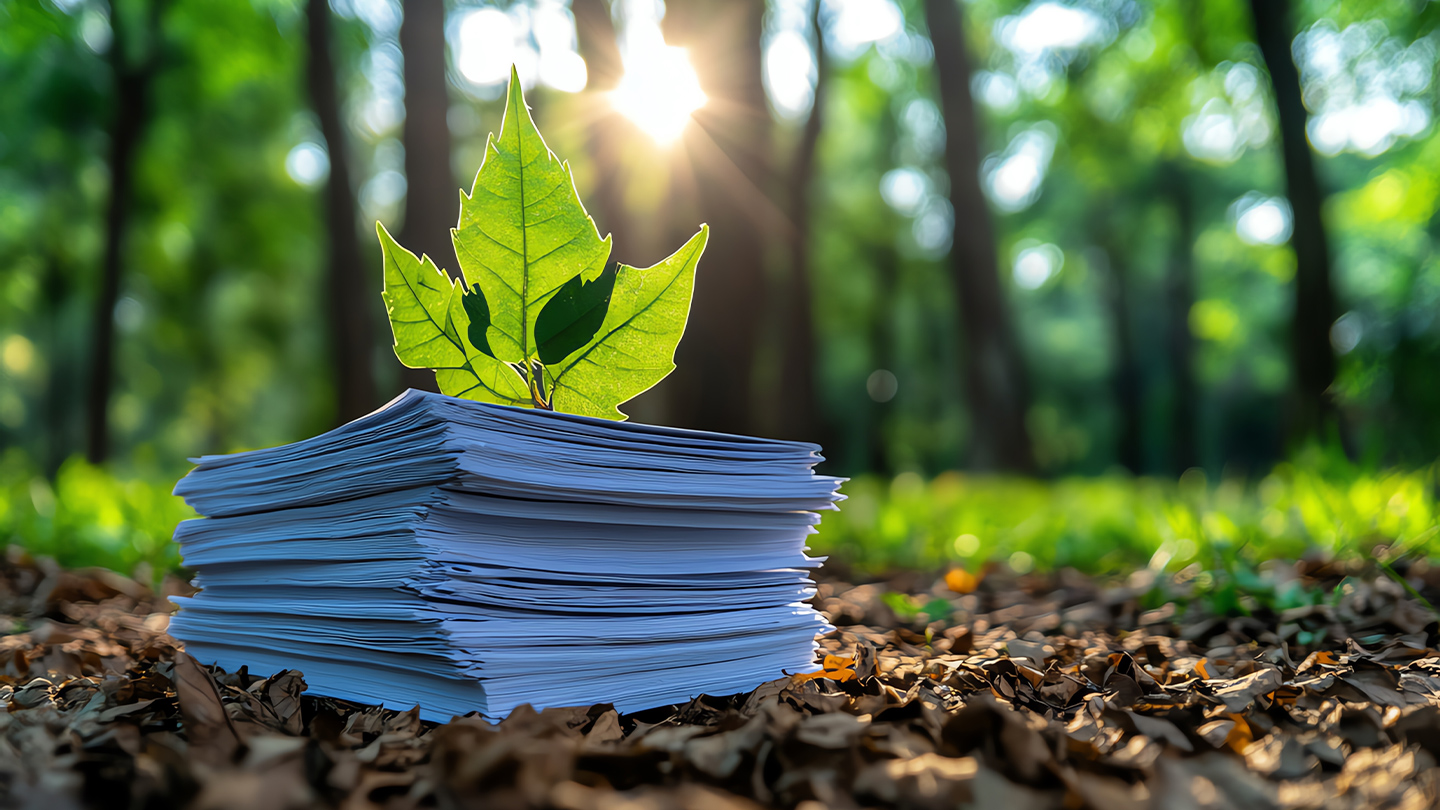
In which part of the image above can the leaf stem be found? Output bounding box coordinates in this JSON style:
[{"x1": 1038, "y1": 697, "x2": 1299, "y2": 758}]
[{"x1": 529, "y1": 361, "x2": 551, "y2": 410}]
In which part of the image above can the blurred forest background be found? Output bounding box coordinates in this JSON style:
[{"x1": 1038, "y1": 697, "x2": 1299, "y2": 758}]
[{"x1": 3, "y1": 0, "x2": 1440, "y2": 576}]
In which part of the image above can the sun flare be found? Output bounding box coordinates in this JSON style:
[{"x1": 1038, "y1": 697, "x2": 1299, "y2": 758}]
[{"x1": 611, "y1": 44, "x2": 707, "y2": 144}]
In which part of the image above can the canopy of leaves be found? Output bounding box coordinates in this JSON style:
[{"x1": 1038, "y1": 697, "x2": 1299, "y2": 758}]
[
  {"x1": 381, "y1": 69, "x2": 707, "y2": 420},
  {"x1": 6, "y1": 0, "x2": 1440, "y2": 477}
]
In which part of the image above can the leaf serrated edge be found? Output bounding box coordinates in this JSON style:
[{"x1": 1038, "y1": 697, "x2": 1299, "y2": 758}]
[
  {"x1": 547, "y1": 225, "x2": 709, "y2": 413},
  {"x1": 378, "y1": 222, "x2": 529, "y2": 406}
]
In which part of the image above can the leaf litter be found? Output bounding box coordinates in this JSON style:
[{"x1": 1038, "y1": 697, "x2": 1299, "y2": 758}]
[{"x1": 2, "y1": 551, "x2": 1440, "y2": 809}]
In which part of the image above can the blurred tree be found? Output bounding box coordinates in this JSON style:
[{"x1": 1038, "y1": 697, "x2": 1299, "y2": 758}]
[
  {"x1": 3, "y1": 4, "x2": 107, "y2": 471},
  {"x1": 806, "y1": 54, "x2": 918, "y2": 474},
  {"x1": 1097, "y1": 207, "x2": 1143, "y2": 474},
  {"x1": 868, "y1": 245, "x2": 900, "y2": 474},
  {"x1": 1164, "y1": 163, "x2": 1199, "y2": 472},
  {"x1": 6, "y1": 0, "x2": 1440, "y2": 482},
  {"x1": 662, "y1": 0, "x2": 772, "y2": 437},
  {"x1": 778, "y1": 0, "x2": 826, "y2": 445},
  {"x1": 572, "y1": 0, "x2": 630, "y2": 254},
  {"x1": 396, "y1": 0, "x2": 448, "y2": 394},
  {"x1": 922, "y1": 0, "x2": 1035, "y2": 472},
  {"x1": 87, "y1": 0, "x2": 168, "y2": 464},
  {"x1": 1247, "y1": 0, "x2": 1337, "y2": 442},
  {"x1": 306, "y1": 0, "x2": 376, "y2": 421}
]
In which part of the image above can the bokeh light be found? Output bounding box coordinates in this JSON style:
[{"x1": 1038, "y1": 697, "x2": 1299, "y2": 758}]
[
  {"x1": 611, "y1": 7, "x2": 706, "y2": 144},
  {"x1": 453, "y1": 3, "x2": 586, "y2": 95},
  {"x1": 985, "y1": 125, "x2": 1056, "y2": 212},
  {"x1": 828, "y1": 0, "x2": 903, "y2": 54},
  {"x1": 1295, "y1": 19, "x2": 1435, "y2": 156},
  {"x1": 1013, "y1": 242, "x2": 1063, "y2": 290},
  {"x1": 1231, "y1": 193, "x2": 1294, "y2": 246},
  {"x1": 284, "y1": 142, "x2": 329, "y2": 188}
]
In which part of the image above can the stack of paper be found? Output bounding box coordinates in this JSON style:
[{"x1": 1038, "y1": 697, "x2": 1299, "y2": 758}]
[{"x1": 169, "y1": 390, "x2": 843, "y2": 721}]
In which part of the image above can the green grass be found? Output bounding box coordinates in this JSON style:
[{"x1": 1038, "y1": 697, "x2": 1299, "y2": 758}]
[
  {"x1": 813, "y1": 453, "x2": 1438, "y2": 579},
  {"x1": 2, "y1": 444, "x2": 1436, "y2": 614},
  {"x1": 811, "y1": 450, "x2": 1439, "y2": 620},
  {"x1": 0, "y1": 450, "x2": 193, "y2": 582}
]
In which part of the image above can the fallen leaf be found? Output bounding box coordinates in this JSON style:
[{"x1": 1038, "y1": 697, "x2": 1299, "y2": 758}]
[
  {"x1": 945, "y1": 568, "x2": 981, "y2": 595},
  {"x1": 173, "y1": 652, "x2": 241, "y2": 768}
]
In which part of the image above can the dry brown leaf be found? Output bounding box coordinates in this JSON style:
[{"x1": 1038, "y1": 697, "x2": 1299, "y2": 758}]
[
  {"x1": 173, "y1": 651, "x2": 242, "y2": 768},
  {"x1": 854, "y1": 754, "x2": 978, "y2": 809}
]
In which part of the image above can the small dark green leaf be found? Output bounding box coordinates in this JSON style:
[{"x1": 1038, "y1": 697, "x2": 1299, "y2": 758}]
[
  {"x1": 535, "y1": 261, "x2": 618, "y2": 366},
  {"x1": 462, "y1": 284, "x2": 496, "y2": 359}
]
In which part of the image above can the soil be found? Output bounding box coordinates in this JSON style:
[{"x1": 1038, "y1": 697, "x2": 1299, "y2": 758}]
[{"x1": 2, "y1": 553, "x2": 1439, "y2": 809}]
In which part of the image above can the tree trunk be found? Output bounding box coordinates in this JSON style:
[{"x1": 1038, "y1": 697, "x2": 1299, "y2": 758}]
[
  {"x1": 661, "y1": 0, "x2": 772, "y2": 437},
  {"x1": 307, "y1": 0, "x2": 377, "y2": 422},
  {"x1": 922, "y1": 0, "x2": 1035, "y2": 473},
  {"x1": 86, "y1": 0, "x2": 165, "y2": 464},
  {"x1": 1248, "y1": 0, "x2": 1337, "y2": 441},
  {"x1": 867, "y1": 247, "x2": 899, "y2": 475},
  {"x1": 573, "y1": 0, "x2": 623, "y2": 89},
  {"x1": 44, "y1": 256, "x2": 72, "y2": 475},
  {"x1": 397, "y1": 0, "x2": 449, "y2": 394},
  {"x1": 1099, "y1": 227, "x2": 1143, "y2": 474},
  {"x1": 1165, "y1": 165, "x2": 1199, "y2": 472},
  {"x1": 778, "y1": 0, "x2": 826, "y2": 445},
  {"x1": 573, "y1": 0, "x2": 632, "y2": 254}
]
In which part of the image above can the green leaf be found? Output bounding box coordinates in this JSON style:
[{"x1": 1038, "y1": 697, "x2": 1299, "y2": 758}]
[
  {"x1": 378, "y1": 222, "x2": 529, "y2": 406},
  {"x1": 452, "y1": 68, "x2": 611, "y2": 374},
  {"x1": 461, "y1": 284, "x2": 496, "y2": 359},
  {"x1": 547, "y1": 226, "x2": 709, "y2": 420},
  {"x1": 380, "y1": 64, "x2": 708, "y2": 417},
  {"x1": 534, "y1": 261, "x2": 618, "y2": 366}
]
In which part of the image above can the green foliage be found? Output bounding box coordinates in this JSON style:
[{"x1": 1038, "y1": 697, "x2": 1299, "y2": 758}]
[
  {"x1": 3, "y1": 0, "x2": 1439, "y2": 475},
  {"x1": 826, "y1": 455, "x2": 1440, "y2": 617},
  {"x1": 382, "y1": 70, "x2": 708, "y2": 419},
  {"x1": 0, "y1": 0, "x2": 344, "y2": 467},
  {"x1": 379, "y1": 223, "x2": 531, "y2": 406},
  {"x1": 455, "y1": 71, "x2": 612, "y2": 372},
  {"x1": 544, "y1": 229, "x2": 708, "y2": 419},
  {"x1": 0, "y1": 451, "x2": 194, "y2": 580},
  {"x1": 2, "y1": 446, "x2": 1435, "y2": 606},
  {"x1": 813, "y1": 458, "x2": 1439, "y2": 578},
  {"x1": 882, "y1": 592, "x2": 955, "y2": 623}
]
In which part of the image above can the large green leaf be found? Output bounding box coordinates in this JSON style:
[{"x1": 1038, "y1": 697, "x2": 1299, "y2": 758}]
[
  {"x1": 452, "y1": 68, "x2": 611, "y2": 375},
  {"x1": 379, "y1": 67, "x2": 708, "y2": 418},
  {"x1": 378, "y1": 223, "x2": 529, "y2": 405},
  {"x1": 546, "y1": 226, "x2": 709, "y2": 419}
]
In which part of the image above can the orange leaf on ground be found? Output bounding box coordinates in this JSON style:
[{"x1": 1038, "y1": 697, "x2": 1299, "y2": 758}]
[
  {"x1": 1225, "y1": 714, "x2": 1254, "y2": 753},
  {"x1": 793, "y1": 654, "x2": 859, "y2": 683},
  {"x1": 793, "y1": 668, "x2": 856, "y2": 683},
  {"x1": 945, "y1": 567, "x2": 980, "y2": 594}
]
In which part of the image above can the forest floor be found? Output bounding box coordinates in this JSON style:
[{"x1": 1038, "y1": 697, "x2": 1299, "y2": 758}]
[{"x1": 2, "y1": 554, "x2": 1440, "y2": 810}]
